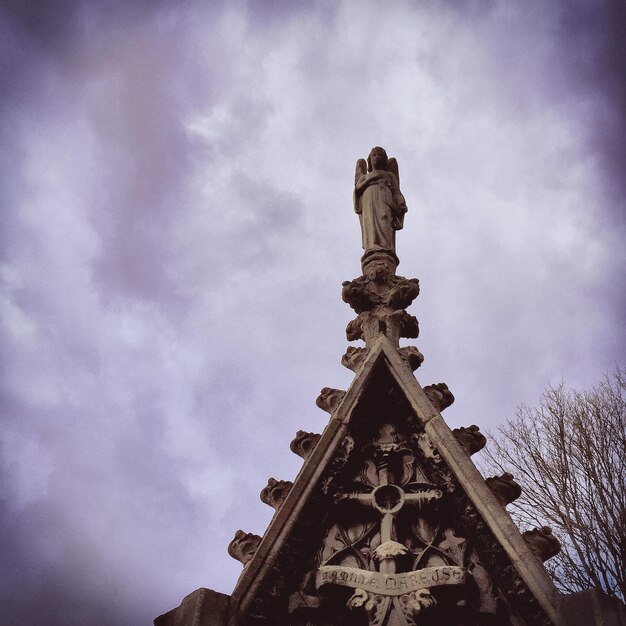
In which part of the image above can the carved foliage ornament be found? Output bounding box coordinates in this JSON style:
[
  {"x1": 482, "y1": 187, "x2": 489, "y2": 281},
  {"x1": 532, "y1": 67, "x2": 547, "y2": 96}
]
[
  {"x1": 485, "y1": 472, "x2": 522, "y2": 507},
  {"x1": 290, "y1": 430, "x2": 322, "y2": 460},
  {"x1": 342, "y1": 250, "x2": 420, "y2": 349},
  {"x1": 228, "y1": 530, "x2": 262, "y2": 566},
  {"x1": 523, "y1": 526, "x2": 562, "y2": 562},
  {"x1": 316, "y1": 387, "x2": 346, "y2": 414},
  {"x1": 452, "y1": 425, "x2": 487, "y2": 456},
  {"x1": 423, "y1": 382, "x2": 455, "y2": 413},
  {"x1": 341, "y1": 346, "x2": 369, "y2": 372},
  {"x1": 260, "y1": 477, "x2": 293, "y2": 510},
  {"x1": 297, "y1": 424, "x2": 499, "y2": 625}
]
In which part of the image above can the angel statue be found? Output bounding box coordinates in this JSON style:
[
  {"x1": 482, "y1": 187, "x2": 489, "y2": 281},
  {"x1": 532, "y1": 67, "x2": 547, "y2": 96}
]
[{"x1": 354, "y1": 147, "x2": 407, "y2": 255}]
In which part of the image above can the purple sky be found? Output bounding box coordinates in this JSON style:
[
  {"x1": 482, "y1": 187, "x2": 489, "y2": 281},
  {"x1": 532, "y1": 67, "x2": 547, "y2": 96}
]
[{"x1": 1, "y1": 1, "x2": 625, "y2": 623}]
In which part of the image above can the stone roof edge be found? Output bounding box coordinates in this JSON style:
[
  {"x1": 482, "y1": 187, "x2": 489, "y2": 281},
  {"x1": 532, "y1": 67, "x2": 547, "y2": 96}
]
[
  {"x1": 230, "y1": 336, "x2": 389, "y2": 615},
  {"x1": 230, "y1": 335, "x2": 564, "y2": 625},
  {"x1": 379, "y1": 339, "x2": 564, "y2": 625}
]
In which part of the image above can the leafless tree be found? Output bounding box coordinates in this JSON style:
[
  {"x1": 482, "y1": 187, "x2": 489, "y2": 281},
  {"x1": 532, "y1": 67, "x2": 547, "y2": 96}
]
[{"x1": 480, "y1": 369, "x2": 626, "y2": 601}]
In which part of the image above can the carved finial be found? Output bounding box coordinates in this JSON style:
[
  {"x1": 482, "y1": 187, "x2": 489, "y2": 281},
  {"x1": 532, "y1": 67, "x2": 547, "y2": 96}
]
[
  {"x1": 343, "y1": 151, "x2": 423, "y2": 352},
  {"x1": 346, "y1": 307, "x2": 418, "y2": 346},
  {"x1": 290, "y1": 430, "x2": 321, "y2": 459},
  {"x1": 452, "y1": 425, "x2": 487, "y2": 455},
  {"x1": 486, "y1": 472, "x2": 522, "y2": 506},
  {"x1": 260, "y1": 477, "x2": 293, "y2": 510},
  {"x1": 342, "y1": 257, "x2": 419, "y2": 348},
  {"x1": 423, "y1": 383, "x2": 455, "y2": 412},
  {"x1": 227, "y1": 530, "x2": 262, "y2": 566},
  {"x1": 315, "y1": 387, "x2": 346, "y2": 414},
  {"x1": 523, "y1": 527, "x2": 561, "y2": 561}
]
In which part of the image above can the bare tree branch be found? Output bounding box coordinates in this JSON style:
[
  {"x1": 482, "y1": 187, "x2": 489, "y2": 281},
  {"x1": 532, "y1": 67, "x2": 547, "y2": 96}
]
[{"x1": 479, "y1": 369, "x2": 626, "y2": 601}]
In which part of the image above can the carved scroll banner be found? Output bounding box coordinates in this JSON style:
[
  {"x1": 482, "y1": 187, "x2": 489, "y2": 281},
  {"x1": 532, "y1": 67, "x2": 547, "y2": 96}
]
[{"x1": 316, "y1": 565, "x2": 466, "y2": 596}]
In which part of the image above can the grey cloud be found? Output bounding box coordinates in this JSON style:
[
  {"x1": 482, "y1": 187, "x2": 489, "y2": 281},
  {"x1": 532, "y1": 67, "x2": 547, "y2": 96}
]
[
  {"x1": 451, "y1": 0, "x2": 626, "y2": 222},
  {"x1": 1, "y1": 1, "x2": 624, "y2": 625}
]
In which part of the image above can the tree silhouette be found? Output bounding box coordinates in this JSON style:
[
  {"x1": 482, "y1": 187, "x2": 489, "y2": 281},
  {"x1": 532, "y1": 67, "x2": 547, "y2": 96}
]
[{"x1": 481, "y1": 370, "x2": 625, "y2": 600}]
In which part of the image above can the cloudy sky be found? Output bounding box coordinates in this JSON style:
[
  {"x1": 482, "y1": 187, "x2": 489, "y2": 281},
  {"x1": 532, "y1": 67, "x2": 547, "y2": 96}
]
[{"x1": 1, "y1": 0, "x2": 624, "y2": 623}]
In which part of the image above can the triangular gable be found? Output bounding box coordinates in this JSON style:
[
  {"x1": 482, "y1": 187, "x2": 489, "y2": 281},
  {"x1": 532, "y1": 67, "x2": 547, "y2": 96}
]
[{"x1": 230, "y1": 336, "x2": 562, "y2": 625}]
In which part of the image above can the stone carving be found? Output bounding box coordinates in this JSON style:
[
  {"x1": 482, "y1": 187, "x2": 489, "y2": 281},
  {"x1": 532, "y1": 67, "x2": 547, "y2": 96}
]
[
  {"x1": 346, "y1": 309, "x2": 418, "y2": 346},
  {"x1": 346, "y1": 588, "x2": 369, "y2": 609},
  {"x1": 452, "y1": 425, "x2": 487, "y2": 455},
  {"x1": 346, "y1": 310, "x2": 418, "y2": 346},
  {"x1": 344, "y1": 586, "x2": 437, "y2": 626},
  {"x1": 290, "y1": 431, "x2": 322, "y2": 459},
  {"x1": 310, "y1": 424, "x2": 498, "y2": 625},
  {"x1": 287, "y1": 590, "x2": 321, "y2": 615},
  {"x1": 341, "y1": 346, "x2": 368, "y2": 372},
  {"x1": 320, "y1": 435, "x2": 355, "y2": 495},
  {"x1": 485, "y1": 472, "x2": 522, "y2": 506},
  {"x1": 414, "y1": 432, "x2": 443, "y2": 467},
  {"x1": 397, "y1": 346, "x2": 424, "y2": 371},
  {"x1": 399, "y1": 589, "x2": 437, "y2": 622},
  {"x1": 228, "y1": 530, "x2": 262, "y2": 566},
  {"x1": 260, "y1": 477, "x2": 293, "y2": 510},
  {"x1": 354, "y1": 147, "x2": 407, "y2": 256},
  {"x1": 342, "y1": 151, "x2": 422, "y2": 354},
  {"x1": 423, "y1": 382, "x2": 455, "y2": 412},
  {"x1": 342, "y1": 254, "x2": 420, "y2": 348},
  {"x1": 342, "y1": 267, "x2": 419, "y2": 314},
  {"x1": 315, "y1": 387, "x2": 346, "y2": 414},
  {"x1": 523, "y1": 527, "x2": 561, "y2": 562},
  {"x1": 158, "y1": 147, "x2": 563, "y2": 626},
  {"x1": 455, "y1": 494, "x2": 551, "y2": 624}
]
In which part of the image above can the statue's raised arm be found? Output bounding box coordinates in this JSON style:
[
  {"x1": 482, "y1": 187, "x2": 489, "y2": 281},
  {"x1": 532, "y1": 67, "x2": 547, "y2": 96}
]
[{"x1": 353, "y1": 147, "x2": 407, "y2": 256}]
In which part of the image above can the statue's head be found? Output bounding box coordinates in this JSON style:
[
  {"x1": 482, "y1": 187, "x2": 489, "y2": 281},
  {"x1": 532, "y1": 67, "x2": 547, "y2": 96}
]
[{"x1": 367, "y1": 146, "x2": 388, "y2": 172}]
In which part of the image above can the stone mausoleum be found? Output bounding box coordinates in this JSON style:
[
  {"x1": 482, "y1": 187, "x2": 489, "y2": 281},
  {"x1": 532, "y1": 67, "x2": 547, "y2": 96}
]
[{"x1": 155, "y1": 148, "x2": 626, "y2": 626}]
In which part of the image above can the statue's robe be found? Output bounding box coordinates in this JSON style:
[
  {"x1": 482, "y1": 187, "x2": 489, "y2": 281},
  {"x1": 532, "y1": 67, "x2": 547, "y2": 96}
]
[{"x1": 354, "y1": 170, "x2": 406, "y2": 253}]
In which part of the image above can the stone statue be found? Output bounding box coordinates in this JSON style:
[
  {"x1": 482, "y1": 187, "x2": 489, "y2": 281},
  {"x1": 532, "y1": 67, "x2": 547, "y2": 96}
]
[{"x1": 354, "y1": 147, "x2": 407, "y2": 256}]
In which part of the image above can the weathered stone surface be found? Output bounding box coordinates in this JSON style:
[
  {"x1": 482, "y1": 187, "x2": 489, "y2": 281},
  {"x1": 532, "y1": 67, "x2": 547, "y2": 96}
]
[
  {"x1": 260, "y1": 477, "x2": 293, "y2": 510},
  {"x1": 346, "y1": 308, "x2": 418, "y2": 345},
  {"x1": 342, "y1": 272, "x2": 419, "y2": 314},
  {"x1": 341, "y1": 346, "x2": 368, "y2": 372},
  {"x1": 452, "y1": 425, "x2": 487, "y2": 455},
  {"x1": 227, "y1": 530, "x2": 262, "y2": 566},
  {"x1": 485, "y1": 472, "x2": 522, "y2": 506},
  {"x1": 523, "y1": 527, "x2": 561, "y2": 562},
  {"x1": 290, "y1": 430, "x2": 321, "y2": 459},
  {"x1": 353, "y1": 147, "x2": 407, "y2": 256},
  {"x1": 154, "y1": 588, "x2": 230, "y2": 626},
  {"x1": 425, "y1": 411, "x2": 560, "y2": 625},
  {"x1": 423, "y1": 382, "x2": 455, "y2": 412},
  {"x1": 397, "y1": 345, "x2": 424, "y2": 371},
  {"x1": 342, "y1": 247, "x2": 420, "y2": 349},
  {"x1": 315, "y1": 387, "x2": 346, "y2": 413},
  {"x1": 231, "y1": 338, "x2": 562, "y2": 626},
  {"x1": 314, "y1": 422, "x2": 495, "y2": 625},
  {"x1": 561, "y1": 588, "x2": 626, "y2": 625}
]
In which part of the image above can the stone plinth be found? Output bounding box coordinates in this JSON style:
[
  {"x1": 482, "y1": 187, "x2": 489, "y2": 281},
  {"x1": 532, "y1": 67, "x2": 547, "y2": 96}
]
[
  {"x1": 562, "y1": 589, "x2": 626, "y2": 626},
  {"x1": 154, "y1": 588, "x2": 231, "y2": 626}
]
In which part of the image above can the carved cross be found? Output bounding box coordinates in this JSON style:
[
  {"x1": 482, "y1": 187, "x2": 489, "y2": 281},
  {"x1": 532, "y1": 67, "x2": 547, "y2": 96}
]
[
  {"x1": 336, "y1": 447, "x2": 443, "y2": 574},
  {"x1": 316, "y1": 438, "x2": 468, "y2": 626}
]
